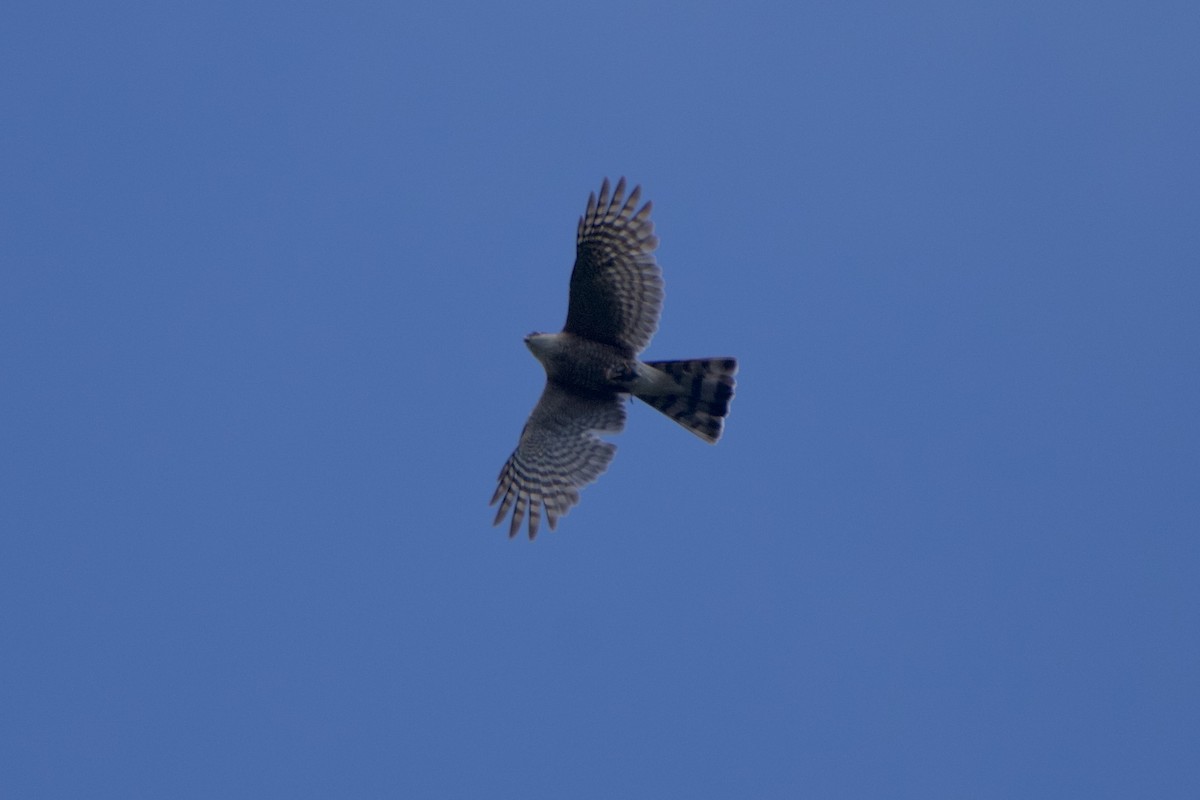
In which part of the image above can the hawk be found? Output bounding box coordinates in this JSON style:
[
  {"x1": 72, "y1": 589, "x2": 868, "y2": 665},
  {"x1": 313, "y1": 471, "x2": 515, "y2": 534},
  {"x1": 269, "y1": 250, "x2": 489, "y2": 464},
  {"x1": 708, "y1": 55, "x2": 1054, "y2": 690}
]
[{"x1": 491, "y1": 178, "x2": 738, "y2": 539}]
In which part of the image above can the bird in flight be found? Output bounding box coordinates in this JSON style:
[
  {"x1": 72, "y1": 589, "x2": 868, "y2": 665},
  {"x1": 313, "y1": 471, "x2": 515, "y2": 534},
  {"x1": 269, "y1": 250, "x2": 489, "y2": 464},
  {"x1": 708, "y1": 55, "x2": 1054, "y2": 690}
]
[{"x1": 490, "y1": 178, "x2": 738, "y2": 539}]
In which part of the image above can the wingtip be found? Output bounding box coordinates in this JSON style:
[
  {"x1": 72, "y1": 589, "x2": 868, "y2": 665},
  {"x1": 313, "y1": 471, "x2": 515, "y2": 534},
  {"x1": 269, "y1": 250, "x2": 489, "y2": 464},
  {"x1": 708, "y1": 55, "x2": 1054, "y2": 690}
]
[{"x1": 597, "y1": 177, "x2": 612, "y2": 207}]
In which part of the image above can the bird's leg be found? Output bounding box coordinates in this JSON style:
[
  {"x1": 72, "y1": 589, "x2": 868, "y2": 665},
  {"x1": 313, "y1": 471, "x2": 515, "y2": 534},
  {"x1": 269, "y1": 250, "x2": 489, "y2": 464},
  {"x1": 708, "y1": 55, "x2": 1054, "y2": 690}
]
[{"x1": 604, "y1": 362, "x2": 640, "y2": 388}]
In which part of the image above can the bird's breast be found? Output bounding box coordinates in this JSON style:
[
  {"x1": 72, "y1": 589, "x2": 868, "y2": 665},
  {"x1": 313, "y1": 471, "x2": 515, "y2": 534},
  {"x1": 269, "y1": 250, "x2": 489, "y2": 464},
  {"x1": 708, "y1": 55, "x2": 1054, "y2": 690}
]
[{"x1": 532, "y1": 333, "x2": 634, "y2": 394}]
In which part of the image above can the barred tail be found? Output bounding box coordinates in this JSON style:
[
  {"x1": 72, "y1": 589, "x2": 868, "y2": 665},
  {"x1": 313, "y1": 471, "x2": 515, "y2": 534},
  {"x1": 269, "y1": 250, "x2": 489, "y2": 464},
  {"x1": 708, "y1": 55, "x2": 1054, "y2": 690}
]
[{"x1": 634, "y1": 358, "x2": 738, "y2": 443}]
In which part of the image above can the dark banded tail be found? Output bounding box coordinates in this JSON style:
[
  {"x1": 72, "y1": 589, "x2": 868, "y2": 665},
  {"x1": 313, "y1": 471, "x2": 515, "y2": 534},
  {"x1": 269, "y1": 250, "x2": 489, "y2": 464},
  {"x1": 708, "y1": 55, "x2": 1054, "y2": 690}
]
[{"x1": 636, "y1": 358, "x2": 738, "y2": 443}]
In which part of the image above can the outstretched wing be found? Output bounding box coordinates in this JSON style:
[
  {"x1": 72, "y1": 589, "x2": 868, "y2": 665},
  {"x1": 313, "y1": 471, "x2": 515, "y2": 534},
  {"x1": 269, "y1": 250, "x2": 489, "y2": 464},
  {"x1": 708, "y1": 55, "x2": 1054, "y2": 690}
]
[
  {"x1": 563, "y1": 177, "x2": 663, "y2": 356},
  {"x1": 491, "y1": 382, "x2": 626, "y2": 539}
]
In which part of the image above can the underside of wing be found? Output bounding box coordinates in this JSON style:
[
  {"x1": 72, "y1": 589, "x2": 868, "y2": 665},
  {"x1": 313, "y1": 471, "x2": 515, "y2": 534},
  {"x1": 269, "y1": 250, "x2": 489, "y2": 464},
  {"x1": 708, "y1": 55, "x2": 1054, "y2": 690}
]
[
  {"x1": 563, "y1": 177, "x2": 663, "y2": 356},
  {"x1": 490, "y1": 382, "x2": 627, "y2": 539}
]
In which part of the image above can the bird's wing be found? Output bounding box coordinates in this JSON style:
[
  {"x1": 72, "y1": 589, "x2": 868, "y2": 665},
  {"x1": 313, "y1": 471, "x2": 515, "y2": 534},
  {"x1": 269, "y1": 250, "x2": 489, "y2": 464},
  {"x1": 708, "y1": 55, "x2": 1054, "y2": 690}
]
[
  {"x1": 563, "y1": 177, "x2": 662, "y2": 356},
  {"x1": 491, "y1": 381, "x2": 626, "y2": 539}
]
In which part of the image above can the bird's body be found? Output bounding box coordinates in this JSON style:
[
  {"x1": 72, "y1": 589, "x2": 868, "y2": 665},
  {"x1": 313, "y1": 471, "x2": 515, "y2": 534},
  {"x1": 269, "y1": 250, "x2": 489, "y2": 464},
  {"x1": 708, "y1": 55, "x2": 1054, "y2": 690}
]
[
  {"x1": 525, "y1": 332, "x2": 634, "y2": 394},
  {"x1": 491, "y1": 179, "x2": 738, "y2": 539}
]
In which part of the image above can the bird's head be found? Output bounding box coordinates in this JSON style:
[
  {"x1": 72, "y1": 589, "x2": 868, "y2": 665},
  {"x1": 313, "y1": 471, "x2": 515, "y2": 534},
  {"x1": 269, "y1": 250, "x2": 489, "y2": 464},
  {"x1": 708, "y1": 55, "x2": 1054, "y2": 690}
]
[{"x1": 523, "y1": 331, "x2": 563, "y2": 363}]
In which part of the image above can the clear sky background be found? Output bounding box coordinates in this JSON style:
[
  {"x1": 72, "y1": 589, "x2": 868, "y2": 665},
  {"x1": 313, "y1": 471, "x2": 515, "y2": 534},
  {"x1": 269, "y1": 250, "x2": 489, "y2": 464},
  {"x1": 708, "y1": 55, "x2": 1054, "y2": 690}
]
[{"x1": 2, "y1": 2, "x2": 1197, "y2": 798}]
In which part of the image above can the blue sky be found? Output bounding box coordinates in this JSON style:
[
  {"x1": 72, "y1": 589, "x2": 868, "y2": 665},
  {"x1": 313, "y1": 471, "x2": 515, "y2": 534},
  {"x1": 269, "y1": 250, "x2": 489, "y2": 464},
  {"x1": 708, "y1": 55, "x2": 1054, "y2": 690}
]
[{"x1": 2, "y1": 2, "x2": 1198, "y2": 797}]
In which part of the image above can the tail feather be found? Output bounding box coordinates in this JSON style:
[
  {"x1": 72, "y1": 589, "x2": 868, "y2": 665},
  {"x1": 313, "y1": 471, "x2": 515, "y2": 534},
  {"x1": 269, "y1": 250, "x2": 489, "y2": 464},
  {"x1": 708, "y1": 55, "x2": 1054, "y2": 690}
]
[{"x1": 635, "y1": 358, "x2": 738, "y2": 443}]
